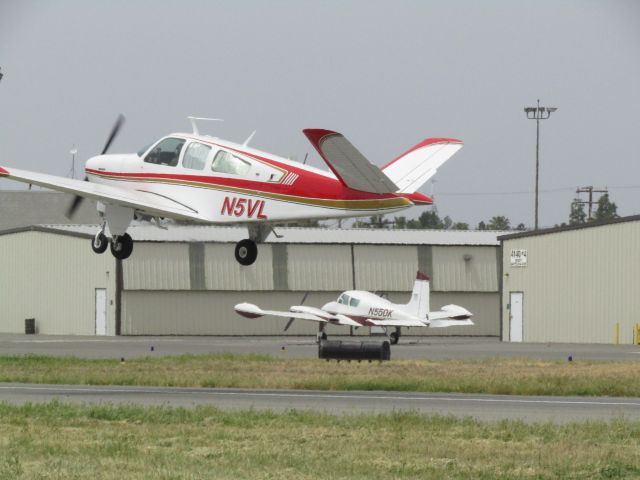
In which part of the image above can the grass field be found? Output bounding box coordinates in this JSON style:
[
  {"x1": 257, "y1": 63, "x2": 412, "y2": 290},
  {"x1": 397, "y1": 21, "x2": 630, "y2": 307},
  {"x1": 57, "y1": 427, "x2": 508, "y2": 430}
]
[
  {"x1": 0, "y1": 402, "x2": 639, "y2": 479},
  {"x1": 0, "y1": 354, "x2": 639, "y2": 397}
]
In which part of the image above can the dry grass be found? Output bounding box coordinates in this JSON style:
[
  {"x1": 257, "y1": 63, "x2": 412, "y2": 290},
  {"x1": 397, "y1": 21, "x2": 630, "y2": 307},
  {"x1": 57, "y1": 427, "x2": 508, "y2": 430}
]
[
  {"x1": 0, "y1": 354, "x2": 639, "y2": 396},
  {"x1": 0, "y1": 402, "x2": 639, "y2": 479}
]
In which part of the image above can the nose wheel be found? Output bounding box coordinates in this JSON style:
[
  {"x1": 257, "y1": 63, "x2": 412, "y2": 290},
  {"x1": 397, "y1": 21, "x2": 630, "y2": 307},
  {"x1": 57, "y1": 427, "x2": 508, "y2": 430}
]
[
  {"x1": 389, "y1": 327, "x2": 401, "y2": 345},
  {"x1": 235, "y1": 239, "x2": 258, "y2": 266},
  {"x1": 91, "y1": 231, "x2": 109, "y2": 254}
]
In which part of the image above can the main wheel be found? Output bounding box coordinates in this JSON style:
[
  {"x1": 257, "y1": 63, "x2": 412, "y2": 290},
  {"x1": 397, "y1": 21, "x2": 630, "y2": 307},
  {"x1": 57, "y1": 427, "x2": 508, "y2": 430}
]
[
  {"x1": 235, "y1": 239, "x2": 258, "y2": 266},
  {"x1": 110, "y1": 233, "x2": 134, "y2": 260},
  {"x1": 389, "y1": 331, "x2": 400, "y2": 345},
  {"x1": 91, "y1": 231, "x2": 108, "y2": 254}
]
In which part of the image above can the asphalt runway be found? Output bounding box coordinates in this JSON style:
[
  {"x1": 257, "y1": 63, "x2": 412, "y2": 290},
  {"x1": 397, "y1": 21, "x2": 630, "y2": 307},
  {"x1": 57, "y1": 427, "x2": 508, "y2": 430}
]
[
  {"x1": 0, "y1": 383, "x2": 639, "y2": 424},
  {"x1": 1, "y1": 334, "x2": 639, "y2": 361}
]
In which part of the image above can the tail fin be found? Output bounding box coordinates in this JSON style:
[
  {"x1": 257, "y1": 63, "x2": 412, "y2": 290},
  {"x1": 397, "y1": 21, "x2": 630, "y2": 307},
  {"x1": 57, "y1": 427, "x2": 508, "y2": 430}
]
[
  {"x1": 404, "y1": 271, "x2": 430, "y2": 319},
  {"x1": 382, "y1": 138, "x2": 463, "y2": 194}
]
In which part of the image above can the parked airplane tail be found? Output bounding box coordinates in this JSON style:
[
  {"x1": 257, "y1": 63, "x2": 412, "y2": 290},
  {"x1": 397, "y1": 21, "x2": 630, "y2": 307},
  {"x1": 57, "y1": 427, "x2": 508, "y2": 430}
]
[
  {"x1": 404, "y1": 271, "x2": 431, "y2": 319},
  {"x1": 381, "y1": 138, "x2": 463, "y2": 194}
]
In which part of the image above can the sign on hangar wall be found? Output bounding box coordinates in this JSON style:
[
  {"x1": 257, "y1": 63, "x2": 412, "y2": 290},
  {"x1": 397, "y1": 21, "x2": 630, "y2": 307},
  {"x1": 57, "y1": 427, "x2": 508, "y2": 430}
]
[{"x1": 510, "y1": 249, "x2": 528, "y2": 267}]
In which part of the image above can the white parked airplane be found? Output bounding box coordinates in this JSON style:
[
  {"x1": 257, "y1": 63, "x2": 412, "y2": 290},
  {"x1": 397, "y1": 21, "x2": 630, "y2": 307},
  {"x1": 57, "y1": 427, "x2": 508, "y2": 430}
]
[
  {"x1": 234, "y1": 272, "x2": 473, "y2": 344},
  {"x1": 0, "y1": 116, "x2": 463, "y2": 265}
]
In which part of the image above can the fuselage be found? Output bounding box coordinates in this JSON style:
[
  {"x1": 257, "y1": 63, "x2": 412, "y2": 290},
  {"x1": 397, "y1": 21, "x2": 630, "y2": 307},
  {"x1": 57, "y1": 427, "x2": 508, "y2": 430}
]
[
  {"x1": 321, "y1": 290, "x2": 422, "y2": 326},
  {"x1": 84, "y1": 133, "x2": 430, "y2": 224}
]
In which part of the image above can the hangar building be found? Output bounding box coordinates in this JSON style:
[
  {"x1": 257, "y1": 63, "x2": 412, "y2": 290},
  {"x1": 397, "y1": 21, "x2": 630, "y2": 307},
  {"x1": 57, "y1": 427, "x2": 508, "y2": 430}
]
[
  {"x1": 500, "y1": 216, "x2": 640, "y2": 344},
  {"x1": 0, "y1": 224, "x2": 504, "y2": 337}
]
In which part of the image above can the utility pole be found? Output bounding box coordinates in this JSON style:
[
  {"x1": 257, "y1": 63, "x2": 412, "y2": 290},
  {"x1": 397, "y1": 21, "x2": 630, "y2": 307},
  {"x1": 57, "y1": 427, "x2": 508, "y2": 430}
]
[
  {"x1": 524, "y1": 100, "x2": 558, "y2": 230},
  {"x1": 575, "y1": 186, "x2": 608, "y2": 220}
]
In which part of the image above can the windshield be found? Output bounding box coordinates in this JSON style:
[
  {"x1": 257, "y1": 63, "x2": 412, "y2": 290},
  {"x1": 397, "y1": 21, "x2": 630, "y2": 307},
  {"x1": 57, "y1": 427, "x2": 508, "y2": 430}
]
[{"x1": 137, "y1": 142, "x2": 154, "y2": 157}]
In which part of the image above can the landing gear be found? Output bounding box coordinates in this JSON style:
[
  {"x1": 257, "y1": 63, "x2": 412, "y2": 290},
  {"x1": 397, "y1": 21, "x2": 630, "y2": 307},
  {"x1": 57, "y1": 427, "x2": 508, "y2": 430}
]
[
  {"x1": 235, "y1": 239, "x2": 258, "y2": 266},
  {"x1": 110, "y1": 233, "x2": 134, "y2": 260},
  {"x1": 91, "y1": 231, "x2": 109, "y2": 254},
  {"x1": 389, "y1": 327, "x2": 401, "y2": 345},
  {"x1": 316, "y1": 324, "x2": 328, "y2": 343}
]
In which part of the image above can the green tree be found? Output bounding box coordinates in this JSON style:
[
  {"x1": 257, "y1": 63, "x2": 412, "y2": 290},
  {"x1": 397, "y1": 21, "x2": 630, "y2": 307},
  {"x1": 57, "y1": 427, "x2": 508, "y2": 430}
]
[
  {"x1": 368, "y1": 215, "x2": 391, "y2": 229},
  {"x1": 393, "y1": 216, "x2": 407, "y2": 229},
  {"x1": 569, "y1": 199, "x2": 586, "y2": 225},
  {"x1": 487, "y1": 216, "x2": 510, "y2": 230},
  {"x1": 593, "y1": 193, "x2": 618, "y2": 221},
  {"x1": 418, "y1": 210, "x2": 444, "y2": 229},
  {"x1": 515, "y1": 223, "x2": 526, "y2": 231},
  {"x1": 477, "y1": 221, "x2": 487, "y2": 231},
  {"x1": 451, "y1": 222, "x2": 469, "y2": 230}
]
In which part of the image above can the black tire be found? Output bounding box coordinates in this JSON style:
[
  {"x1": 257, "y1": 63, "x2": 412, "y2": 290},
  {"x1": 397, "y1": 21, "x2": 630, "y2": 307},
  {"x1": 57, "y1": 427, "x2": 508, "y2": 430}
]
[
  {"x1": 389, "y1": 331, "x2": 399, "y2": 345},
  {"x1": 110, "y1": 233, "x2": 134, "y2": 260},
  {"x1": 91, "y1": 232, "x2": 108, "y2": 254},
  {"x1": 235, "y1": 239, "x2": 258, "y2": 266}
]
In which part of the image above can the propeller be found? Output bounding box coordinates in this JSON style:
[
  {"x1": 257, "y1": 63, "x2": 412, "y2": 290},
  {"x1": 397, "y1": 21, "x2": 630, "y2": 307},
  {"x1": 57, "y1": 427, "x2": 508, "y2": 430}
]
[
  {"x1": 66, "y1": 114, "x2": 125, "y2": 219},
  {"x1": 284, "y1": 291, "x2": 309, "y2": 331}
]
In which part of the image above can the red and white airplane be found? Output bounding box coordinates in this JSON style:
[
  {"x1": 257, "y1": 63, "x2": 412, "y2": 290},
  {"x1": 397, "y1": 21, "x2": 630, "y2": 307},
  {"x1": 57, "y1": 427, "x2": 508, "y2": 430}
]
[
  {"x1": 234, "y1": 272, "x2": 473, "y2": 344},
  {"x1": 0, "y1": 116, "x2": 463, "y2": 265}
]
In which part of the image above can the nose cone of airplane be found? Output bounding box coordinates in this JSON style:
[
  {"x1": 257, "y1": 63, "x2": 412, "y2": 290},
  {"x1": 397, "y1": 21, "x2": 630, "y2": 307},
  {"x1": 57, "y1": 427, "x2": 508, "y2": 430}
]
[{"x1": 84, "y1": 155, "x2": 102, "y2": 172}]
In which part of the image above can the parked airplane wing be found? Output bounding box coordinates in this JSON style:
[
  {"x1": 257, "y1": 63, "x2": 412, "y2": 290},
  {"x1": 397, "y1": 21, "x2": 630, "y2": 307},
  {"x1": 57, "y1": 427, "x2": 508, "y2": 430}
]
[
  {"x1": 0, "y1": 166, "x2": 206, "y2": 222},
  {"x1": 366, "y1": 318, "x2": 428, "y2": 327},
  {"x1": 303, "y1": 129, "x2": 399, "y2": 194},
  {"x1": 234, "y1": 303, "x2": 328, "y2": 323}
]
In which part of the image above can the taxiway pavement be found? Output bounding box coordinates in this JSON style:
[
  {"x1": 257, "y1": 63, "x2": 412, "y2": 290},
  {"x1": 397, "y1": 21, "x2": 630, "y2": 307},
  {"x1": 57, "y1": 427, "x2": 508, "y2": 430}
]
[
  {"x1": 0, "y1": 383, "x2": 638, "y2": 424},
  {"x1": 0, "y1": 334, "x2": 638, "y2": 361}
]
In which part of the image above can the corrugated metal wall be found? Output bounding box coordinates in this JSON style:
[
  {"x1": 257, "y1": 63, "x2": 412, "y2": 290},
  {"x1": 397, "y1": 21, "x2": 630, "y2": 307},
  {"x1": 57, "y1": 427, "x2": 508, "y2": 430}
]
[
  {"x1": 502, "y1": 221, "x2": 640, "y2": 343},
  {"x1": 432, "y1": 246, "x2": 499, "y2": 292},
  {"x1": 122, "y1": 290, "x2": 498, "y2": 336},
  {"x1": 0, "y1": 231, "x2": 116, "y2": 335},
  {"x1": 122, "y1": 242, "x2": 499, "y2": 336}
]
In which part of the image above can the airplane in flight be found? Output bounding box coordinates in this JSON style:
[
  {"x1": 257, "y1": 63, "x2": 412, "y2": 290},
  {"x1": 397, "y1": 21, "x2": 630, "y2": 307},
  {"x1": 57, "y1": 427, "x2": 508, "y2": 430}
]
[
  {"x1": 234, "y1": 271, "x2": 473, "y2": 344},
  {"x1": 0, "y1": 116, "x2": 463, "y2": 265}
]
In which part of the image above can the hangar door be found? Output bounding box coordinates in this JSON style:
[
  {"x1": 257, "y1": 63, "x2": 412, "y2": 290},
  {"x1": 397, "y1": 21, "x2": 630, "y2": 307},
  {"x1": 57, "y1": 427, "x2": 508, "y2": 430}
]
[
  {"x1": 509, "y1": 292, "x2": 523, "y2": 342},
  {"x1": 95, "y1": 288, "x2": 107, "y2": 336}
]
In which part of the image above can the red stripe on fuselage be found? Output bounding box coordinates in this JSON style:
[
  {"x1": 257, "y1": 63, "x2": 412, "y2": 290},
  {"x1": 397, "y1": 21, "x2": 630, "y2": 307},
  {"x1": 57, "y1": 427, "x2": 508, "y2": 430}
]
[{"x1": 85, "y1": 168, "x2": 404, "y2": 202}]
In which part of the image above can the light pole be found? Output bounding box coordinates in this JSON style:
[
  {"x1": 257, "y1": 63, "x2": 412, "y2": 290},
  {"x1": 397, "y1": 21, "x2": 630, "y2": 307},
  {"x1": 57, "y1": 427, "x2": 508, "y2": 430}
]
[{"x1": 524, "y1": 100, "x2": 557, "y2": 230}]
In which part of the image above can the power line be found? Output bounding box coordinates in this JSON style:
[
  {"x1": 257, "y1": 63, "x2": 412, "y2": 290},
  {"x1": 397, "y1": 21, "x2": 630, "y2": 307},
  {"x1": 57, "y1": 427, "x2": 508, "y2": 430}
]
[{"x1": 435, "y1": 185, "x2": 640, "y2": 197}]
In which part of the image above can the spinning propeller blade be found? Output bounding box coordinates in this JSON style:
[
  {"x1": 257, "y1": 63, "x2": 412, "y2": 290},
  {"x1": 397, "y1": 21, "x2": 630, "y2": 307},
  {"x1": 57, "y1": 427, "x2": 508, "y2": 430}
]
[
  {"x1": 284, "y1": 292, "x2": 309, "y2": 331},
  {"x1": 66, "y1": 114, "x2": 125, "y2": 219}
]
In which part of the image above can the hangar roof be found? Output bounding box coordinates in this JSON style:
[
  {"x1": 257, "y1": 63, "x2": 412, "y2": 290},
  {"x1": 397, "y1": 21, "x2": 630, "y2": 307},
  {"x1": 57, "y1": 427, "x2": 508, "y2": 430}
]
[
  {"x1": 0, "y1": 224, "x2": 506, "y2": 246},
  {"x1": 498, "y1": 214, "x2": 640, "y2": 241}
]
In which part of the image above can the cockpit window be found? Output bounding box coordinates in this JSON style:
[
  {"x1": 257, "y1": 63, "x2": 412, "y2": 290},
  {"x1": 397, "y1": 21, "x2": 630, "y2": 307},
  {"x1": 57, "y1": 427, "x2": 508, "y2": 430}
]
[
  {"x1": 144, "y1": 137, "x2": 185, "y2": 167},
  {"x1": 211, "y1": 150, "x2": 251, "y2": 175},
  {"x1": 338, "y1": 294, "x2": 351, "y2": 305},
  {"x1": 349, "y1": 297, "x2": 360, "y2": 307},
  {"x1": 137, "y1": 142, "x2": 153, "y2": 157},
  {"x1": 182, "y1": 142, "x2": 211, "y2": 170}
]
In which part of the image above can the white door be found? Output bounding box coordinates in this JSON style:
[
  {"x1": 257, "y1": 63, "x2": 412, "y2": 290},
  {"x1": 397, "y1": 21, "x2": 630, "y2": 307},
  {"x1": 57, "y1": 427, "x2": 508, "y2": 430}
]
[
  {"x1": 509, "y1": 292, "x2": 523, "y2": 342},
  {"x1": 95, "y1": 288, "x2": 107, "y2": 336}
]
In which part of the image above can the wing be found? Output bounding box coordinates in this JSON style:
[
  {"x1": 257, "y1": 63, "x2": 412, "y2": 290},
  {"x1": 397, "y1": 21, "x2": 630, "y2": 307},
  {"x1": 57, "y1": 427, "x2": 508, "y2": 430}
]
[
  {"x1": 0, "y1": 166, "x2": 206, "y2": 222},
  {"x1": 234, "y1": 303, "x2": 363, "y2": 327},
  {"x1": 303, "y1": 129, "x2": 398, "y2": 194},
  {"x1": 366, "y1": 318, "x2": 429, "y2": 327},
  {"x1": 234, "y1": 303, "x2": 328, "y2": 323}
]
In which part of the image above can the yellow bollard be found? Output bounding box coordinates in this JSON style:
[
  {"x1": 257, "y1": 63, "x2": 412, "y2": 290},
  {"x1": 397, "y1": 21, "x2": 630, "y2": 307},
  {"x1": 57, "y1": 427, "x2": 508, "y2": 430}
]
[{"x1": 614, "y1": 322, "x2": 619, "y2": 345}]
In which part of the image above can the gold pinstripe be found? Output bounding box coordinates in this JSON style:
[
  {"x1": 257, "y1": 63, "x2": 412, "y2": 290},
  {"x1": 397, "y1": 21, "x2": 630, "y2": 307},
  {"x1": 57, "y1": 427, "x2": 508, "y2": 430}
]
[{"x1": 87, "y1": 171, "x2": 412, "y2": 210}]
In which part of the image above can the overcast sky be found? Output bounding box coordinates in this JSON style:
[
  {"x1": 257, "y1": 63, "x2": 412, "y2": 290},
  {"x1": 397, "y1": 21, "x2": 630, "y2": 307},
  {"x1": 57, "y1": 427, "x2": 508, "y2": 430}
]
[{"x1": 1, "y1": 0, "x2": 639, "y2": 228}]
